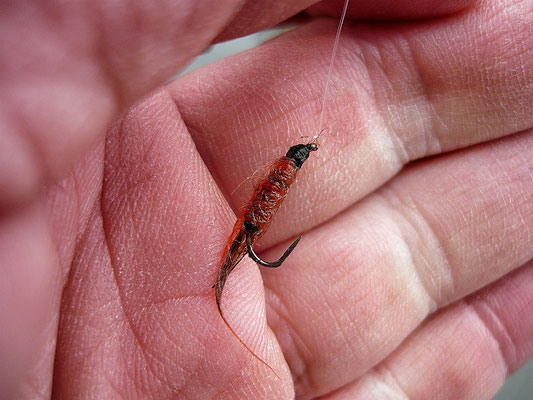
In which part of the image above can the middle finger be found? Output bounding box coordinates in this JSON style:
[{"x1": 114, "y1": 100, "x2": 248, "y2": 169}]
[
  {"x1": 170, "y1": 0, "x2": 533, "y2": 249},
  {"x1": 262, "y1": 130, "x2": 533, "y2": 398}
]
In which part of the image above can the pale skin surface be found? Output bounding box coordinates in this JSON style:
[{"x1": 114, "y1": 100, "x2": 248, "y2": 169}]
[{"x1": 1, "y1": 0, "x2": 533, "y2": 398}]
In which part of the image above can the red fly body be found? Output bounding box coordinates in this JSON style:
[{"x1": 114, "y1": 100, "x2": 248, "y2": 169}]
[{"x1": 213, "y1": 143, "x2": 318, "y2": 372}]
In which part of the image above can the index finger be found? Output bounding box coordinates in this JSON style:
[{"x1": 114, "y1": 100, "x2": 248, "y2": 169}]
[{"x1": 169, "y1": 0, "x2": 533, "y2": 248}]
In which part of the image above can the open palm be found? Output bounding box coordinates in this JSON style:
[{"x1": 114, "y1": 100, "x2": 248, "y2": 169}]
[{"x1": 2, "y1": 0, "x2": 533, "y2": 399}]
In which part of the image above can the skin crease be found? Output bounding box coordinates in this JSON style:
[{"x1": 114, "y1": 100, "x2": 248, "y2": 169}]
[{"x1": 0, "y1": 0, "x2": 532, "y2": 399}]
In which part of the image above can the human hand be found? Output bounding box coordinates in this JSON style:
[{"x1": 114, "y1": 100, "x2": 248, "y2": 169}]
[{"x1": 1, "y1": 0, "x2": 532, "y2": 399}]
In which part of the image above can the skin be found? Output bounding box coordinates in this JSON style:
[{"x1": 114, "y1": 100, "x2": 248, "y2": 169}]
[{"x1": 1, "y1": 0, "x2": 532, "y2": 398}]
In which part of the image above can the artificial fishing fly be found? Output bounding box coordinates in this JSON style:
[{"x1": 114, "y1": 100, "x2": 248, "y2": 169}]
[{"x1": 213, "y1": 143, "x2": 317, "y2": 374}]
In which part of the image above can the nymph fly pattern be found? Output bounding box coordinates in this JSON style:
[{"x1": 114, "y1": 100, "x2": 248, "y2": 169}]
[{"x1": 212, "y1": 143, "x2": 317, "y2": 373}]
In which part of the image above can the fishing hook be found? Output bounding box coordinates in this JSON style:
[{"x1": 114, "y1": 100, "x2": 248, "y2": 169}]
[{"x1": 245, "y1": 230, "x2": 301, "y2": 268}]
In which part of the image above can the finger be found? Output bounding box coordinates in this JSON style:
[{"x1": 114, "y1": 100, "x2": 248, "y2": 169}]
[
  {"x1": 52, "y1": 89, "x2": 293, "y2": 398},
  {"x1": 322, "y1": 260, "x2": 533, "y2": 399},
  {"x1": 261, "y1": 130, "x2": 533, "y2": 398},
  {"x1": 0, "y1": 135, "x2": 105, "y2": 398},
  {"x1": 216, "y1": 0, "x2": 476, "y2": 42},
  {"x1": 170, "y1": 0, "x2": 533, "y2": 248},
  {"x1": 307, "y1": 0, "x2": 475, "y2": 20}
]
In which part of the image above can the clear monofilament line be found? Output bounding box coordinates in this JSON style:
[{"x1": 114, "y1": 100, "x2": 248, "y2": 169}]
[{"x1": 316, "y1": 0, "x2": 350, "y2": 138}]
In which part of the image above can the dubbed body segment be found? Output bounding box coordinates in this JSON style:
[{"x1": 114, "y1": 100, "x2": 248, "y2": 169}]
[
  {"x1": 213, "y1": 143, "x2": 317, "y2": 372},
  {"x1": 244, "y1": 155, "x2": 299, "y2": 239}
]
